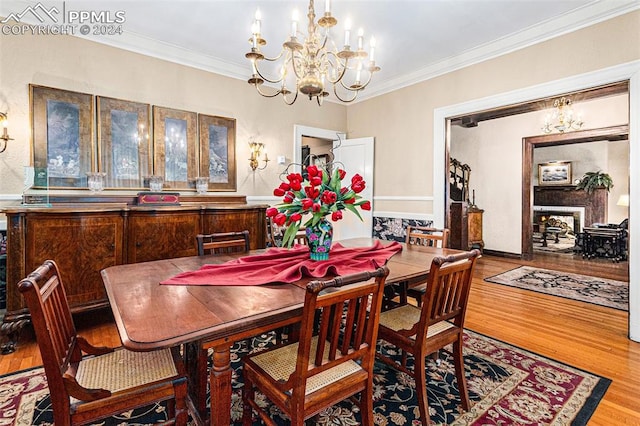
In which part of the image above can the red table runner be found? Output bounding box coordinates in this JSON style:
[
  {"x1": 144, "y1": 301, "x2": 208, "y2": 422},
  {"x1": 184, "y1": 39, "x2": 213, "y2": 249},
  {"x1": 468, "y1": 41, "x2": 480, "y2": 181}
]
[{"x1": 160, "y1": 240, "x2": 402, "y2": 286}]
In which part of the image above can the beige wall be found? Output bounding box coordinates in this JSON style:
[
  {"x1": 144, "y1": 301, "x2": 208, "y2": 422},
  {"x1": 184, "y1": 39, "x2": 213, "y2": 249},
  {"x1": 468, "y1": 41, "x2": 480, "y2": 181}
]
[
  {"x1": 347, "y1": 10, "x2": 640, "y2": 219},
  {"x1": 0, "y1": 29, "x2": 347, "y2": 208}
]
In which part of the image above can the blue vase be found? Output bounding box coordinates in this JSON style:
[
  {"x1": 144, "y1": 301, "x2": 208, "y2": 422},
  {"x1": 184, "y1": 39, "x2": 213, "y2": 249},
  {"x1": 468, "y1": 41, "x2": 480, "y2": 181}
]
[{"x1": 306, "y1": 219, "x2": 333, "y2": 261}]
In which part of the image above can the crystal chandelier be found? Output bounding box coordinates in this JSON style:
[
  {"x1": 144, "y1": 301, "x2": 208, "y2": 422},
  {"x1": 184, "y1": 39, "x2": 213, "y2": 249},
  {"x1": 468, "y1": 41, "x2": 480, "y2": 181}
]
[
  {"x1": 245, "y1": 0, "x2": 380, "y2": 105},
  {"x1": 542, "y1": 97, "x2": 583, "y2": 133}
]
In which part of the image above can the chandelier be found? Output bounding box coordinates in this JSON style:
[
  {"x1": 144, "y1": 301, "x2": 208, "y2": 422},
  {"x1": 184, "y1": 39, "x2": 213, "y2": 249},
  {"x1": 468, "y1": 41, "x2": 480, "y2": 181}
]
[
  {"x1": 245, "y1": 0, "x2": 380, "y2": 105},
  {"x1": 542, "y1": 97, "x2": 583, "y2": 133}
]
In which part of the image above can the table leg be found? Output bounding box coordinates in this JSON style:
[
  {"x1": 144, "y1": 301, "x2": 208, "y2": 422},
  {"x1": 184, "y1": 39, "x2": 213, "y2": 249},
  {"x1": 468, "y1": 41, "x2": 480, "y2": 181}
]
[{"x1": 210, "y1": 344, "x2": 232, "y2": 426}]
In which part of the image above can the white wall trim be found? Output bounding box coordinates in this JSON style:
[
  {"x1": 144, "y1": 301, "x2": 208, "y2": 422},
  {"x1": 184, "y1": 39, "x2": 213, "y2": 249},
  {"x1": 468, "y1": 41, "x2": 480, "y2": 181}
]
[
  {"x1": 373, "y1": 211, "x2": 434, "y2": 222},
  {"x1": 0, "y1": 194, "x2": 22, "y2": 201},
  {"x1": 374, "y1": 195, "x2": 433, "y2": 202},
  {"x1": 246, "y1": 195, "x2": 279, "y2": 204},
  {"x1": 433, "y1": 59, "x2": 640, "y2": 342}
]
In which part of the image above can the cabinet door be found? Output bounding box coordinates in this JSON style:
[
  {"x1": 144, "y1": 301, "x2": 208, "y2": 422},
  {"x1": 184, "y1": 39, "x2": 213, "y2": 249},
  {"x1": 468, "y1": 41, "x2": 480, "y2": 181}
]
[
  {"x1": 203, "y1": 209, "x2": 266, "y2": 250},
  {"x1": 128, "y1": 212, "x2": 201, "y2": 263},
  {"x1": 25, "y1": 213, "x2": 124, "y2": 310}
]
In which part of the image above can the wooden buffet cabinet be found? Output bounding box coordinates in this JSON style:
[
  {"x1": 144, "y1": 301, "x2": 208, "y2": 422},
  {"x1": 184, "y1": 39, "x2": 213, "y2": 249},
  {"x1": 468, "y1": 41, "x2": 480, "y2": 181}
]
[
  {"x1": 449, "y1": 201, "x2": 484, "y2": 252},
  {"x1": 1, "y1": 194, "x2": 267, "y2": 351}
]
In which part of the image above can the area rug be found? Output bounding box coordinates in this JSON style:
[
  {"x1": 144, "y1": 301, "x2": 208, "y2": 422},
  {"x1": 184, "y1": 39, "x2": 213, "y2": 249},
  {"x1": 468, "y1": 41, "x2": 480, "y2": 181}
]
[
  {"x1": 533, "y1": 235, "x2": 577, "y2": 254},
  {"x1": 0, "y1": 329, "x2": 610, "y2": 425},
  {"x1": 485, "y1": 266, "x2": 628, "y2": 311}
]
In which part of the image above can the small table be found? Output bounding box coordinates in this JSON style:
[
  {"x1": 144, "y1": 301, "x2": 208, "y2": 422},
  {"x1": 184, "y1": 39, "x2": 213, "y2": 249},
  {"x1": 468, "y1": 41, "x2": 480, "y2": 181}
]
[
  {"x1": 101, "y1": 238, "x2": 457, "y2": 425},
  {"x1": 541, "y1": 226, "x2": 563, "y2": 247}
]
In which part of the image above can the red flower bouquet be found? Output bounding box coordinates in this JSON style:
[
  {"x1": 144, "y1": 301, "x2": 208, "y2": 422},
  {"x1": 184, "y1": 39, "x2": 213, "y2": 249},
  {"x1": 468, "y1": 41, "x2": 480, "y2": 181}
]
[{"x1": 267, "y1": 165, "x2": 370, "y2": 248}]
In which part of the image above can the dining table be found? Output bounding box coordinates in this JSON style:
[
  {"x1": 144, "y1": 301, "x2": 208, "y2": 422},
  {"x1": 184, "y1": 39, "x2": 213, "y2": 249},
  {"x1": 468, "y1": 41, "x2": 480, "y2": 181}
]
[{"x1": 100, "y1": 237, "x2": 461, "y2": 426}]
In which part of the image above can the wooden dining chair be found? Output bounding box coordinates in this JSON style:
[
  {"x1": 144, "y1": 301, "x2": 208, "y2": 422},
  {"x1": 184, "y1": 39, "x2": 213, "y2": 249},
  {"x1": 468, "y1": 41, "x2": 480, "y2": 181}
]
[
  {"x1": 266, "y1": 216, "x2": 307, "y2": 247},
  {"x1": 242, "y1": 266, "x2": 390, "y2": 426},
  {"x1": 376, "y1": 250, "x2": 479, "y2": 425},
  {"x1": 196, "y1": 230, "x2": 250, "y2": 255},
  {"x1": 18, "y1": 260, "x2": 189, "y2": 426},
  {"x1": 403, "y1": 226, "x2": 451, "y2": 306}
]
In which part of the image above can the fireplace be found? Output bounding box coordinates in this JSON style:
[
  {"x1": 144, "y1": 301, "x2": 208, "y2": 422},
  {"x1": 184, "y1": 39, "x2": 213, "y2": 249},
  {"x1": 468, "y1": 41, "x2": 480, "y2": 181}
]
[{"x1": 533, "y1": 205, "x2": 584, "y2": 234}]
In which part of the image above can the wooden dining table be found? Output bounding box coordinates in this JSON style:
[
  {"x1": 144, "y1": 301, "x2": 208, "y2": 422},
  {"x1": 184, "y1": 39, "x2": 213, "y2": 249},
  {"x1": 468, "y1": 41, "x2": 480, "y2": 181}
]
[{"x1": 100, "y1": 237, "x2": 460, "y2": 426}]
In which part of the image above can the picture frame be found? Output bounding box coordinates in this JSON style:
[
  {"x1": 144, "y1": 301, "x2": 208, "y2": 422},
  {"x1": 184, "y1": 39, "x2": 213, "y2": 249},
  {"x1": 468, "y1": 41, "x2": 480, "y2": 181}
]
[
  {"x1": 198, "y1": 114, "x2": 237, "y2": 191},
  {"x1": 30, "y1": 85, "x2": 94, "y2": 188},
  {"x1": 538, "y1": 161, "x2": 572, "y2": 186},
  {"x1": 312, "y1": 154, "x2": 329, "y2": 168},
  {"x1": 152, "y1": 106, "x2": 198, "y2": 190},
  {"x1": 97, "y1": 96, "x2": 151, "y2": 189}
]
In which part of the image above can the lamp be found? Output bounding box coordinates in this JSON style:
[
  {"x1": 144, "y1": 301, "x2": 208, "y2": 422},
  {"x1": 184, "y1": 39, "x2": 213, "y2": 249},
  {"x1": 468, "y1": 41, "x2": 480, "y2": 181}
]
[
  {"x1": 617, "y1": 194, "x2": 629, "y2": 207},
  {"x1": 245, "y1": 0, "x2": 380, "y2": 105},
  {"x1": 542, "y1": 97, "x2": 583, "y2": 133},
  {"x1": 249, "y1": 141, "x2": 269, "y2": 171},
  {"x1": 0, "y1": 112, "x2": 13, "y2": 153}
]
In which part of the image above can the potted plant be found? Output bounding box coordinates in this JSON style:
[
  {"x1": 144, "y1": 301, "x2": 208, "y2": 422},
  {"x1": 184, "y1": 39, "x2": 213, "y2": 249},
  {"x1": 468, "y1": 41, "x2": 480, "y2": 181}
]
[{"x1": 575, "y1": 171, "x2": 614, "y2": 193}]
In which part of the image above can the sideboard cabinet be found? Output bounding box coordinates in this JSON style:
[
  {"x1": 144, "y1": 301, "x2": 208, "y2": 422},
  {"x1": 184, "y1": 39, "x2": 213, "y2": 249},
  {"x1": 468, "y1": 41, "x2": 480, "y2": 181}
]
[{"x1": 1, "y1": 197, "x2": 266, "y2": 351}]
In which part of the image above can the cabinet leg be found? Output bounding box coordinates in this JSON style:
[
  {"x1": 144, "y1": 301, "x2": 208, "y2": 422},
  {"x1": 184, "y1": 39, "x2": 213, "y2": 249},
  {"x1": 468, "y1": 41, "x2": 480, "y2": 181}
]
[{"x1": 0, "y1": 319, "x2": 29, "y2": 354}]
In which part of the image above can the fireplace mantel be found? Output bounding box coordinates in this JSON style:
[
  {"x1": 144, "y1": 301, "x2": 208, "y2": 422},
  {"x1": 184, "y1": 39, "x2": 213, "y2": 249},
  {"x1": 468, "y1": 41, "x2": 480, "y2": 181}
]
[{"x1": 533, "y1": 186, "x2": 607, "y2": 226}]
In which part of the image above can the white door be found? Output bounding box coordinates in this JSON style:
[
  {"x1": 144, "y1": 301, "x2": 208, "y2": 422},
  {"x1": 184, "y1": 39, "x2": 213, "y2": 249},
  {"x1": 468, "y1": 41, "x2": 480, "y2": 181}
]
[{"x1": 332, "y1": 137, "x2": 374, "y2": 240}]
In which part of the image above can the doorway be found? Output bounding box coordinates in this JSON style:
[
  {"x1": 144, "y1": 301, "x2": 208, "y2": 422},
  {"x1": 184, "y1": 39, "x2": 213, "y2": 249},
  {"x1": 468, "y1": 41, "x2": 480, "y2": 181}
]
[{"x1": 521, "y1": 125, "x2": 630, "y2": 259}]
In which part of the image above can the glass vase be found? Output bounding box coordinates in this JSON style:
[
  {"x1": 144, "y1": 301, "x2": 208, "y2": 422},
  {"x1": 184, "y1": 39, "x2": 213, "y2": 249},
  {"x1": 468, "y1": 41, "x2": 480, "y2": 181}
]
[{"x1": 306, "y1": 218, "x2": 333, "y2": 261}]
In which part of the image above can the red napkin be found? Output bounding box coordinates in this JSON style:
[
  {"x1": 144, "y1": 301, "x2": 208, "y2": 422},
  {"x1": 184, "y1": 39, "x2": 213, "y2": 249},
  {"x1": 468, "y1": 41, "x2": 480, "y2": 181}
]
[{"x1": 160, "y1": 240, "x2": 402, "y2": 286}]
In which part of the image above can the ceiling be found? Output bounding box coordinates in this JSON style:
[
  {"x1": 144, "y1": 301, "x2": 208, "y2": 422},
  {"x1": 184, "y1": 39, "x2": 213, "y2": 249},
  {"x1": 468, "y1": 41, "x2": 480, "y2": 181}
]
[{"x1": 2, "y1": 0, "x2": 639, "y2": 103}]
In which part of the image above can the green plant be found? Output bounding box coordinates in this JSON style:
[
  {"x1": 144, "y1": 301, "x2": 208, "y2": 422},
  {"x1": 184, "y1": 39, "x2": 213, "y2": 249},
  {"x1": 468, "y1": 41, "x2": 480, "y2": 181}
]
[{"x1": 575, "y1": 171, "x2": 614, "y2": 193}]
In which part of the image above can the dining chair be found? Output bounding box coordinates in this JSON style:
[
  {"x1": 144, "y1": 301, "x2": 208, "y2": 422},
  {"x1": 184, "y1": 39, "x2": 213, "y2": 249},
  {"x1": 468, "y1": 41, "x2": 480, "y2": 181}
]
[
  {"x1": 266, "y1": 216, "x2": 307, "y2": 247},
  {"x1": 403, "y1": 226, "x2": 451, "y2": 306},
  {"x1": 376, "y1": 250, "x2": 479, "y2": 425},
  {"x1": 17, "y1": 260, "x2": 189, "y2": 426},
  {"x1": 190, "y1": 230, "x2": 253, "y2": 416},
  {"x1": 196, "y1": 230, "x2": 250, "y2": 255},
  {"x1": 242, "y1": 266, "x2": 390, "y2": 426}
]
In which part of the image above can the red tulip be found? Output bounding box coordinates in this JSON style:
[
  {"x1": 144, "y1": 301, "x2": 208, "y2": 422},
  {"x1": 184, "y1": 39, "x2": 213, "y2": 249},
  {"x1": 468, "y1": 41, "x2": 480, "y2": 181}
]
[
  {"x1": 352, "y1": 180, "x2": 366, "y2": 193},
  {"x1": 279, "y1": 182, "x2": 291, "y2": 191},
  {"x1": 310, "y1": 176, "x2": 322, "y2": 186},
  {"x1": 290, "y1": 180, "x2": 302, "y2": 191},
  {"x1": 338, "y1": 169, "x2": 346, "y2": 179},
  {"x1": 312, "y1": 203, "x2": 321, "y2": 212},
  {"x1": 273, "y1": 188, "x2": 286, "y2": 197},
  {"x1": 307, "y1": 165, "x2": 319, "y2": 177},
  {"x1": 344, "y1": 197, "x2": 356, "y2": 204},
  {"x1": 266, "y1": 207, "x2": 279, "y2": 217},
  {"x1": 351, "y1": 174, "x2": 363, "y2": 184},
  {"x1": 301, "y1": 198, "x2": 314, "y2": 210},
  {"x1": 361, "y1": 201, "x2": 371, "y2": 210},
  {"x1": 321, "y1": 190, "x2": 337, "y2": 204},
  {"x1": 290, "y1": 212, "x2": 302, "y2": 222},
  {"x1": 274, "y1": 213, "x2": 287, "y2": 226},
  {"x1": 284, "y1": 192, "x2": 295, "y2": 203},
  {"x1": 331, "y1": 210, "x2": 343, "y2": 221}
]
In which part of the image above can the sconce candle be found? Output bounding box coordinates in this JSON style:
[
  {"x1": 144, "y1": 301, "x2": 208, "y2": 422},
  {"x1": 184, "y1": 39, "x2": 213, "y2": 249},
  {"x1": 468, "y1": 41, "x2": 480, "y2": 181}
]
[
  {"x1": 249, "y1": 140, "x2": 269, "y2": 171},
  {"x1": 0, "y1": 112, "x2": 13, "y2": 154}
]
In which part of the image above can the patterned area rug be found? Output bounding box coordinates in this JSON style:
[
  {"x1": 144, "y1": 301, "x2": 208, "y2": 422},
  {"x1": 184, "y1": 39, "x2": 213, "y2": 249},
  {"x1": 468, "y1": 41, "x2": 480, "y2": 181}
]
[
  {"x1": 485, "y1": 266, "x2": 628, "y2": 311},
  {"x1": 0, "y1": 330, "x2": 610, "y2": 425}
]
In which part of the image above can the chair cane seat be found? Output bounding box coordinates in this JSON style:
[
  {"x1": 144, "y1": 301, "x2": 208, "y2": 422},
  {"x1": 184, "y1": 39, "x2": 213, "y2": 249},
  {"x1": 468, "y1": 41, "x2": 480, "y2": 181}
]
[
  {"x1": 75, "y1": 348, "x2": 178, "y2": 395},
  {"x1": 249, "y1": 336, "x2": 362, "y2": 395},
  {"x1": 379, "y1": 304, "x2": 455, "y2": 338}
]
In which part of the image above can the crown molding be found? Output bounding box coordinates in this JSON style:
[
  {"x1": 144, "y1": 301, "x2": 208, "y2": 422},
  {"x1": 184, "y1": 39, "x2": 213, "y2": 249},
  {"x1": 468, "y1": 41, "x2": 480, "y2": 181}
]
[
  {"x1": 2, "y1": 1, "x2": 638, "y2": 103},
  {"x1": 353, "y1": 0, "x2": 640, "y2": 103}
]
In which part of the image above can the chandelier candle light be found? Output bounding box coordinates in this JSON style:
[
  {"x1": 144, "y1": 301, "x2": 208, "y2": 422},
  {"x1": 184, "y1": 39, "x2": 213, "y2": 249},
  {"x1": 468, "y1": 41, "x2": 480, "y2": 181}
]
[
  {"x1": 542, "y1": 97, "x2": 584, "y2": 133},
  {"x1": 246, "y1": 0, "x2": 380, "y2": 105},
  {"x1": 267, "y1": 165, "x2": 370, "y2": 260}
]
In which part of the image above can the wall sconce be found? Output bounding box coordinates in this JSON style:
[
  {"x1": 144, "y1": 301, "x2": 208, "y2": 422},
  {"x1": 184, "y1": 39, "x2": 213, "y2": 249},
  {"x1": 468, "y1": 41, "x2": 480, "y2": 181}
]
[
  {"x1": 0, "y1": 112, "x2": 13, "y2": 153},
  {"x1": 249, "y1": 140, "x2": 269, "y2": 171}
]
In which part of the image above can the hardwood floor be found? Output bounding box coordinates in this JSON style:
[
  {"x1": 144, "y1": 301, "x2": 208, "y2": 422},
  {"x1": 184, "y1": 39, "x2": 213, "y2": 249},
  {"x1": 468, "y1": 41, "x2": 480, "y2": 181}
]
[{"x1": 1, "y1": 253, "x2": 637, "y2": 425}]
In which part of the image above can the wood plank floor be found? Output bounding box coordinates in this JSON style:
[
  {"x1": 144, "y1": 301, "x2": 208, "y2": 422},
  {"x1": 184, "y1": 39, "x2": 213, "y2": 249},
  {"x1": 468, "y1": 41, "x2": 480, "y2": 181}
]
[{"x1": 1, "y1": 252, "x2": 637, "y2": 425}]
